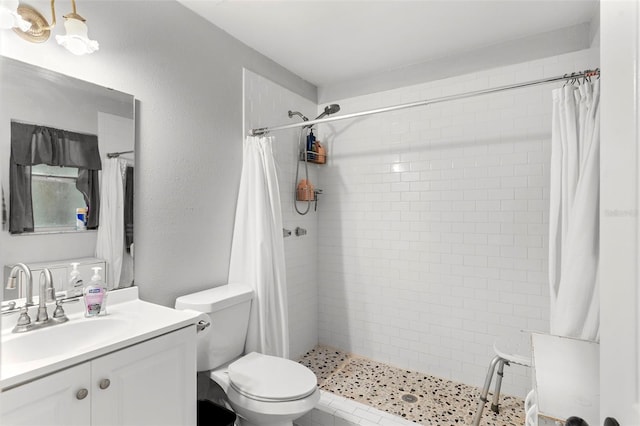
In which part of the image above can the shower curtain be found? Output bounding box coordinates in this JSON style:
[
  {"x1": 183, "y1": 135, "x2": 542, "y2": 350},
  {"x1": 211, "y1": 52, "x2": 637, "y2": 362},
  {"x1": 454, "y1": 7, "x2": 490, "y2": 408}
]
[
  {"x1": 548, "y1": 79, "x2": 600, "y2": 341},
  {"x1": 96, "y1": 158, "x2": 125, "y2": 289},
  {"x1": 228, "y1": 136, "x2": 289, "y2": 358}
]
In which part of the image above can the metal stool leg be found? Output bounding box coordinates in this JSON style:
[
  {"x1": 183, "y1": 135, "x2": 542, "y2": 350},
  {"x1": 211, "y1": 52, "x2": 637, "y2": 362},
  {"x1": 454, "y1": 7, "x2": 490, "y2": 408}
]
[
  {"x1": 471, "y1": 355, "x2": 502, "y2": 426},
  {"x1": 490, "y1": 359, "x2": 507, "y2": 413}
]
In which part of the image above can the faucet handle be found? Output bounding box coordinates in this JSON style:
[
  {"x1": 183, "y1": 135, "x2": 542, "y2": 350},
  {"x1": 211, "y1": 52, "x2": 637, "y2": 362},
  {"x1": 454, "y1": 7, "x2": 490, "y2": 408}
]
[
  {"x1": 52, "y1": 298, "x2": 69, "y2": 323},
  {"x1": 16, "y1": 306, "x2": 30, "y2": 325},
  {"x1": 12, "y1": 306, "x2": 33, "y2": 333}
]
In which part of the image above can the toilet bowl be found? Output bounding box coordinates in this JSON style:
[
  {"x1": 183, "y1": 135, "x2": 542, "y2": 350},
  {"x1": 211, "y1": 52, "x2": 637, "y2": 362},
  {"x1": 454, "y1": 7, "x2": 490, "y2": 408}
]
[
  {"x1": 210, "y1": 352, "x2": 320, "y2": 426},
  {"x1": 175, "y1": 284, "x2": 320, "y2": 426}
]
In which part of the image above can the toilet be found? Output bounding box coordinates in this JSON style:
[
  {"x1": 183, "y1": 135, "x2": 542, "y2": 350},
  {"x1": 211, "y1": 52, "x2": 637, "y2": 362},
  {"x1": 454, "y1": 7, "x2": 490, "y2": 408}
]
[{"x1": 175, "y1": 284, "x2": 320, "y2": 426}]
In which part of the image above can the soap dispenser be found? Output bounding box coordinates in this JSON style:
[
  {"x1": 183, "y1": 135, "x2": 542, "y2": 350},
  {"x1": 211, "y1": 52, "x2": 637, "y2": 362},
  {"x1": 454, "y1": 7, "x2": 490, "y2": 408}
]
[
  {"x1": 84, "y1": 267, "x2": 107, "y2": 317},
  {"x1": 69, "y1": 262, "x2": 84, "y2": 297}
]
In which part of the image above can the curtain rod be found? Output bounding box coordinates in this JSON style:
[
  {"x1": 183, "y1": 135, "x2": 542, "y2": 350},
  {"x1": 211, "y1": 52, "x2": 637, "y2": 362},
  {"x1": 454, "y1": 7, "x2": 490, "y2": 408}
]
[
  {"x1": 249, "y1": 68, "x2": 600, "y2": 136},
  {"x1": 107, "y1": 150, "x2": 134, "y2": 158}
]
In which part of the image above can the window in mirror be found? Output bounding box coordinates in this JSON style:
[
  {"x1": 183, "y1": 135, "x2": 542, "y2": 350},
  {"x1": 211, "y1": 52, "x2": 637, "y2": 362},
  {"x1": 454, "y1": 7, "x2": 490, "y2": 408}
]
[
  {"x1": 9, "y1": 122, "x2": 101, "y2": 234},
  {"x1": 31, "y1": 165, "x2": 86, "y2": 230}
]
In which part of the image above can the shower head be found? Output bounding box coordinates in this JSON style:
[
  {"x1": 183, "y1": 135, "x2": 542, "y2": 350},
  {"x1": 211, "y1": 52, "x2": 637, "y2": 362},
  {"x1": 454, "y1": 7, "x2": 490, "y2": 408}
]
[
  {"x1": 314, "y1": 104, "x2": 341, "y2": 120},
  {"x1": 326, "y1": 104, "x2": 341, "y2": 114}
]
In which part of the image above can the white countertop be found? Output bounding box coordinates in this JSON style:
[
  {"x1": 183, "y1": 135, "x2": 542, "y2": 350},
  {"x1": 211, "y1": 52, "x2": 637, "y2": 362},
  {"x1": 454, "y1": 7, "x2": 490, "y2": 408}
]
[{"x1": 1, "y1": 287, "x2": 202, "y2": 390}]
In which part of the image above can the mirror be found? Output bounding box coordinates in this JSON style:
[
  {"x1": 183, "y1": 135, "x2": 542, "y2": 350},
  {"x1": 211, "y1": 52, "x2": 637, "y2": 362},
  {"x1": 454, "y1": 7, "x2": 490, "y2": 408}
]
[{"x1": 0, "y1": 57, "x2": 136, "y2": 301}]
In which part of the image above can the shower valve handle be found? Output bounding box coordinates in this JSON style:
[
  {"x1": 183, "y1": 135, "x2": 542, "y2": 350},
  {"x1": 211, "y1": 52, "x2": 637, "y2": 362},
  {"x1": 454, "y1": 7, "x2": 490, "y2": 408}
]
[{"x1": 314, "y1": 189, "x2": 323, "y2": 211}]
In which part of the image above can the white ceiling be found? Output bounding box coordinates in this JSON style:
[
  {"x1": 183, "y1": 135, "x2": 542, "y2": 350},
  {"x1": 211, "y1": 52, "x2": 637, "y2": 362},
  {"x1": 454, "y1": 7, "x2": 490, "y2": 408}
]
[{"x1": 178, "y1": 0, "x2": 599, "y2": 88}]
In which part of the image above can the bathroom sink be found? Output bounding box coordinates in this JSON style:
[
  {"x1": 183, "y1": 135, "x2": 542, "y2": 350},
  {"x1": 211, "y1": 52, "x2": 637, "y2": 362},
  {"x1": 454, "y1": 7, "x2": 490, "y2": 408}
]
[
  {"x1": 0, "y1": 287, "x2": 203, "y2": 390},
  {"x1": 2, "y1": 317, "x2": 130, "y2": 365}
]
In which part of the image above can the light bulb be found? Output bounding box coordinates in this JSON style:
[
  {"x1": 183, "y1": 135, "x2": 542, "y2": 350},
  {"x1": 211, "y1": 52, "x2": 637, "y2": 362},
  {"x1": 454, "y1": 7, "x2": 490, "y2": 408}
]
[
  {"x1": 0, "y1": 0, "x2": 31, "y2": 31},
  {"x1": 55, "y1": 16, "x2": 98, "y2": 55}
]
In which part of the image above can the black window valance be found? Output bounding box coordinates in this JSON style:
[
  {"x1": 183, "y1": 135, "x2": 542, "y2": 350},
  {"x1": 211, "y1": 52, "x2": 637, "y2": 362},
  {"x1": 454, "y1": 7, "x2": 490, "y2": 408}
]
[{"x1": 9, "y1": 121, "x2": 102, "y2": 234}]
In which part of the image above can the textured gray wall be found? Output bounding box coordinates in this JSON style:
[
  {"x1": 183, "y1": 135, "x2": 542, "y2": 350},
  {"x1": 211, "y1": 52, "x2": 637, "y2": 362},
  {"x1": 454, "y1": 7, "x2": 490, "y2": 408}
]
[{"x1": 0, "y1": 1, "x2": 316, "y2": 307}]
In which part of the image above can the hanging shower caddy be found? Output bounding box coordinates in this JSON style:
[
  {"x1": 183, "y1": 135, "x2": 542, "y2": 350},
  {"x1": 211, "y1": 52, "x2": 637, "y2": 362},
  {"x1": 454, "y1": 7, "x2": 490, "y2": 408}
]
[
  {"x1": 299, "y1": 128, "x2": 327, "y2": 164},
  {"x1": 299, "y1": 141, "x2": 326, "y2": 164}
]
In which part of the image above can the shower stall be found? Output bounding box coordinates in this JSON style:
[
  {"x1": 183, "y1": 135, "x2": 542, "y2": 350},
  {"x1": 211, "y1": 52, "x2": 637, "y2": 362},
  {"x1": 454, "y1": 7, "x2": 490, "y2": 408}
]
[{"x1": 244, "y1": 44, "x2": 600, "y2": 405}]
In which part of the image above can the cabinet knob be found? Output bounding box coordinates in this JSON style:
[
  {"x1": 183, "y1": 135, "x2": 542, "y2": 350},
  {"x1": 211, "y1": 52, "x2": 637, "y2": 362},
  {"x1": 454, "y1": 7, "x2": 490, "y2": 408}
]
[
  {"x1": 99, "y1": 378, "x2": 111, "y2": 390},
  {"x1": 76, "y1": 388, "x2": 89, "y2": 400}
]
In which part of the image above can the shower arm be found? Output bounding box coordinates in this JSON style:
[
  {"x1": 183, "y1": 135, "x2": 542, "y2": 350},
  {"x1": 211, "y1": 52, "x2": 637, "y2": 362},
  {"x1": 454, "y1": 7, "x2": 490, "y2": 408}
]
[{"x1": 288, "y1": 110, "x2": 309, "y2": 122}]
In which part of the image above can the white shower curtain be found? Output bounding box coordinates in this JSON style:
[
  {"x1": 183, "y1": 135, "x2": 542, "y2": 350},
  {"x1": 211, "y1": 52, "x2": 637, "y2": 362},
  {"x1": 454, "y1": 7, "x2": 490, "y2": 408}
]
[
  {"x1": 96, "y1": 158, "x2": 125, "y2": 289},
  {"x1": 548, "y1": 79, "x2": 600, "y2": 341},
  {"x1": 228, "y1": 136, "x2": 289, "y2": 358}
]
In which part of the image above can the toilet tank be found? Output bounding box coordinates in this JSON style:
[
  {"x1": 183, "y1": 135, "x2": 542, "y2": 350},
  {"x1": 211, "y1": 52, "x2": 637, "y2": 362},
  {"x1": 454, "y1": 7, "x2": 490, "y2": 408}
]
[{"x1": 175, "y1": 284, "x2": 253, "y2": 371}]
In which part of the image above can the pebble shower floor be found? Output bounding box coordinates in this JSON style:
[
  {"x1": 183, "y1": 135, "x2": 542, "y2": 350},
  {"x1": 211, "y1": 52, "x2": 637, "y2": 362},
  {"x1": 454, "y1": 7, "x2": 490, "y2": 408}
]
[{"x1": 298, "y1": 346, "x2": 525, "y2": 425}]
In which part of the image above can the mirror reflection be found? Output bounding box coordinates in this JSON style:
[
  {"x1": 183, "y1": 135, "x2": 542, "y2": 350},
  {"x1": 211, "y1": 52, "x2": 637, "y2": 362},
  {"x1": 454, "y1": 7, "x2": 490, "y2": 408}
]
[
  {"x1": 32, "y1": 164, "x2": 88, "y2": 229},
  {"x1": 1, "y1": 57, "x2": 135, "y2": 301}
]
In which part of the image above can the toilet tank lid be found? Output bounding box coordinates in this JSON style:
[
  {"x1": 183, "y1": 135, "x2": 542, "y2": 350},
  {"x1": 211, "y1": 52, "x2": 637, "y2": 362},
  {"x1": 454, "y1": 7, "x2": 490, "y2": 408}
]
[{"x1": 175, "y1": 284, "x2": 253, "y2": 313}]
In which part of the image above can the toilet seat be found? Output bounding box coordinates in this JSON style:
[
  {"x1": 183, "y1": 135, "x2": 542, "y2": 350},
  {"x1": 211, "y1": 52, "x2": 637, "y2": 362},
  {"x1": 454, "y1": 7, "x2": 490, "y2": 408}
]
[{"x1": 228, "y1": 352, "x2": 317, "y2": 402}]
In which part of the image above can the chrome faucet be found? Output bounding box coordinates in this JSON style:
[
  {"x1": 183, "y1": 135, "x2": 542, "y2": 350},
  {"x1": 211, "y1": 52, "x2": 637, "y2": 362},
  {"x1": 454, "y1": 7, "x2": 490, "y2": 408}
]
[
  {"x1": 6, "y1": 263, "x2": 34, "y2": 306},
  {"x1": 36, "y1": 268, "x2": 55, "y2": 323},
  {"x1": 7, "y1": 266, "x2": 69, "y2": 333}
]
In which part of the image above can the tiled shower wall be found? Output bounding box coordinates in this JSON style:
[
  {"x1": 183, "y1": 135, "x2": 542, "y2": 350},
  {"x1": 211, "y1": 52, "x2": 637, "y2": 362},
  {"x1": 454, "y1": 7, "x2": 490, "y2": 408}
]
[
  {"x1": 243, "y1": 69, "x2": 319, "y2": 360},
  {"x1": 315, "y1": 48, "x2": 599, "y2": 397}
]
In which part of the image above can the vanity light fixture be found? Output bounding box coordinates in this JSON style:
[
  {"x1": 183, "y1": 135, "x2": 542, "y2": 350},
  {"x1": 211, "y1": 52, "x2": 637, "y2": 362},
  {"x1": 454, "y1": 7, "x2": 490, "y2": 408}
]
[
  {"x1": 12, "y1": 0, "x2": 98, "y2": 55},
  {"x1": 0, "y1": 0, "x2": 31, "y2": 31}
]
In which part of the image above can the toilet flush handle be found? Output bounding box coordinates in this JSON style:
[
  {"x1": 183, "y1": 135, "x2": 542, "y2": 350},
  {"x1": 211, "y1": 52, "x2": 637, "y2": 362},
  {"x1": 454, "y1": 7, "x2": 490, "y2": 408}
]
[{"x1": 197, "y1": 320, "x2": 210, "y2": 333}]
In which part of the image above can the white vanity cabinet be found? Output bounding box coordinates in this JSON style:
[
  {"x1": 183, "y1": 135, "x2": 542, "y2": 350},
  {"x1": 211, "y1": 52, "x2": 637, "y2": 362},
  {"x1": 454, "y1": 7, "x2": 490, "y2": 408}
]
[
  {"x1": 1, "y1": 363, "x2": 91, "y2": 425},
  {"x1": 91, "y1": 326, "x2": 196, "y2": 426},
  {"x1": 1, "y1": 326, "x2": 196, "y2": 426}
]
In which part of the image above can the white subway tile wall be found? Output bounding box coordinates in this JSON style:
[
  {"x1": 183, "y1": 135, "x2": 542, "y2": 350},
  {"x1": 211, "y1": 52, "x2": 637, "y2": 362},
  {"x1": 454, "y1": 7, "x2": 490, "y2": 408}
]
[
  {"x1": 243, "y1": 69, "x2": 320, "y2": 360},
  {"x1": 315, "y1": 48, "x2": 599, "y2": 398}
]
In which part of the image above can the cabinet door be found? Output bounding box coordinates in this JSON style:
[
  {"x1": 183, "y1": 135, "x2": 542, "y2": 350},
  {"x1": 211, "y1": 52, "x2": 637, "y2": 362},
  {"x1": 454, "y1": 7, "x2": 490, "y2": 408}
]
[
  {"x1": 1, "y1": 363, "x2": 91, "y2": 426},
  {"x1": 91, "y1": 327, "x2": 196, "y2": 426}
]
